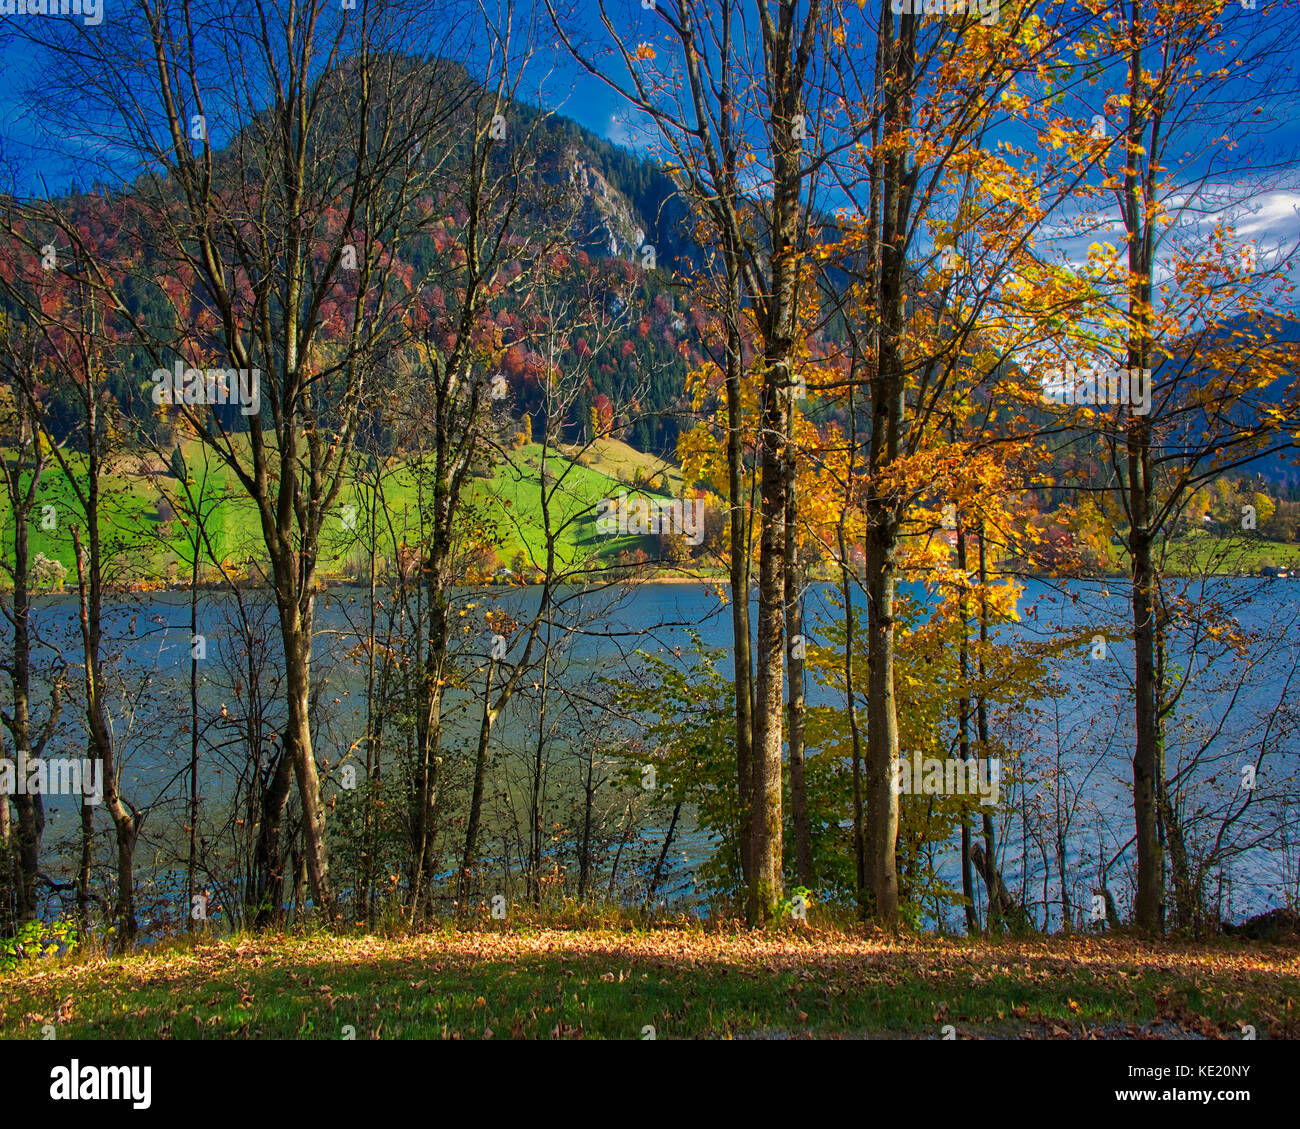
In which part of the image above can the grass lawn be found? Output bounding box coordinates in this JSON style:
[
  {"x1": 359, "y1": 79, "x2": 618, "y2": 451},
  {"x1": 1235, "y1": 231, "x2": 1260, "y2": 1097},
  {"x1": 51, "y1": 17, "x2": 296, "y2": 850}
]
[
  {"x1": 1163, "y1": 529, "x2": 1300, "y2": 574},
  {"x1": 3, "y1": 438, "x2": 666, "y2": 585},
  {"x1": 467, "y1": 442, "x2": 660, "y2": 570},
  {"x1": 8, "y1": 434, "x2": 1296, "y2": 589},
  {"x1": 561, "y1": 437, "x2": 684, "y2": 496},
  {"x1": 2, "y1": 927, "x2": 1296, "y2": 1040}
]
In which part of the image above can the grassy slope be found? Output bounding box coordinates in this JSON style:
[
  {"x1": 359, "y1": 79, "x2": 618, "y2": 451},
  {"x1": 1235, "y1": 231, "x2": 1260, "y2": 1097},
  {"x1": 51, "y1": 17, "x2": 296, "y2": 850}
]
[
  {"x1": 467, "y1": 441, "x2": 661, "y2": 570},
  {"x1": 1, "y1": 927, "x2": 1296, "y2": 1039},
  {"x1": 562, "y1": 437, "x2": 684, "y2": 496},
  {"x1": 7, "y1": 438, "x2": 663, "y2": 584},
  {"x1": 1164, "y1": 528, "x2": 1300, "y2": 573},
  {"x1": 7, "y1": 437, "x2": 1296, "y2": 585}
]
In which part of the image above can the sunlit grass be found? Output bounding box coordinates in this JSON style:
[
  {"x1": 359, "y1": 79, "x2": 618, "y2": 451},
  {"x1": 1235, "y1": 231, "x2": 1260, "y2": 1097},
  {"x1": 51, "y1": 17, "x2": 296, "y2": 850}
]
[{"x1": 2, "y1": 924, "x2": 1295, "y2": 1040}]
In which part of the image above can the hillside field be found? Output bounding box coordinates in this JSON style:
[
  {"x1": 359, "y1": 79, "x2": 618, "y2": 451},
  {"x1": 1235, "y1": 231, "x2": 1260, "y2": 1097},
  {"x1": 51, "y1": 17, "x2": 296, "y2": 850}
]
[{"x1": 2, "y1": 437, "x2": 679, "y2": 586}]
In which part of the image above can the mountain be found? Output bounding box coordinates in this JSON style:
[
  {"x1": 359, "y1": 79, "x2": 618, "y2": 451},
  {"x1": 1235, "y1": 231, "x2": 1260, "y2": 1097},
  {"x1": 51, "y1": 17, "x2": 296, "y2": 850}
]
[
  {"x1": 1161, "y1": 312, "x2": 1300, "y2": 489},
  {"x1": 3, "y1": 59, "x2": 707, "y2": 464}
]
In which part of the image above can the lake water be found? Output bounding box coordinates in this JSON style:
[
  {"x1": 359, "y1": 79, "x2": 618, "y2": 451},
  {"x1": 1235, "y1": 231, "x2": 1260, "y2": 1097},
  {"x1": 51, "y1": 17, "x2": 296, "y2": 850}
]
[{"x1": 9, "y1": 574, "x2": 1299, "y2": 932}]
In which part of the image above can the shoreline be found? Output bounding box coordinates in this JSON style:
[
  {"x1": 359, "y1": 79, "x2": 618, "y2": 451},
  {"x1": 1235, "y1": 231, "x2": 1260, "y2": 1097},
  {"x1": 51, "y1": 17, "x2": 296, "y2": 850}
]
[{"x1": 10, "y1": 566, "x2": 1299, "y2": 598}]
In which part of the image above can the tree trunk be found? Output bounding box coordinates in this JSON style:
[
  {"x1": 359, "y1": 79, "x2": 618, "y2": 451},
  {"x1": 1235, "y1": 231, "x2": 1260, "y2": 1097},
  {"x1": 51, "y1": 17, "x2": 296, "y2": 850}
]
[
  {"x1": 1122, "y1": 5, "x2": 1163, "y2": 936},
  {"x1": 862, "y1": 6, "x2": 912, "y2": 929},
  {"x1": 2, "y1": 396, "x2": 49, "y2": 929},
  {"x1": 748, "y1": 361, "x2": 787, "y2": 924},
  {"x1": 277, "y1": 589, "x2": 332, "y2": 920},
  {"x1": 458, "y1": 657, "x2": 497, "y2": 911},
  {"x1": 361, "y1": 472, "x2": 381, "y2": 926},
  {"x1": 863, "y1": 515, "x2": 901, "y2": 927},
  {"x1": 77, "y1": 799, "x2": 92, "y2": 933},
  {"x1": 578, "y1": 751, "x2": 595, "y2": 902},
  {"x1": 842, "y1": 527, "x2": 867, "y2": 916},
  {"x1": 1130, "y1": 524, "x2": 1163, "y2": 932},
  {"x1": 8, "y1": 487, "x2": 44, "y2": 927},
  {"x1": 956, "y1": 519, "x2": 978, "y2": 934},
  {"x1": 251, "y1": 750, "x2": 292, "y2": 927},
  {"x1": 411, "y1": 557, "x2": 448, "y2": 917},
  {"x1": 607, "y1": 800, "x2": 633, "y2": 901},
  {"x1": 863, "y1": 319, "x2": 906, "y2": 931},
  {"x1": 1056, "y1": 825, "x2": 1071, "y2": 932},
  {"x1": 976, "y1": 528, "x2": 1003, "y2": 929},
  {"x1": 645, "y1": 802, "x2": 683, "y2": 910},
  {"x1": 725, "y1": 273, "x2": 755, "y2": 894},
  {"x1": 971, "y1": 843, "x2": 1016, "y2": 929},
  {"x1": 187, "y1": 539, "x2": 199, "y2": 933},
  {"x1": 1159, "y1": 773, "x2": 1193, "y2": 930},
  {"x1": 73, "y1": 529, "x2": 138, "y2": 947},
  {"x1": 785, "y1": 469, "x2": 811, "y2": 886},
  {"x1": 528, "y1": 641, "x2": 553, "y2": 908}
]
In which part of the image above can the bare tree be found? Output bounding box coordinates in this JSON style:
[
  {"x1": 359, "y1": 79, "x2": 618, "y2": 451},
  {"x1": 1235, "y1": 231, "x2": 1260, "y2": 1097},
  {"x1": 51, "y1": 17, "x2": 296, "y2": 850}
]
[
  {"x1": 16, "y1": 0, "x2": 547, "y2": 914},
  {"x1": 551, "y1": 0, "x2": 838, "y2": 922}
]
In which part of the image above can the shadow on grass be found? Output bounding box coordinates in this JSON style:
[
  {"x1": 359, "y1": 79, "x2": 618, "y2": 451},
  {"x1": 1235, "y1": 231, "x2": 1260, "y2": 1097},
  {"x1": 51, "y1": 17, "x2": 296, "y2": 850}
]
[{"x1": 2, "y1": 932, "x2": 1296, "y2": 1039}]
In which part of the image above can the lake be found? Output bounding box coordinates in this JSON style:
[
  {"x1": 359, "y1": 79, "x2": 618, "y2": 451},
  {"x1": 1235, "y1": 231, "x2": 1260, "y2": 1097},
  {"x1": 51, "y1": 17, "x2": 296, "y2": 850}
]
[{"x1": 8, "y1": 573, "x2": 1299, "y2": 933}]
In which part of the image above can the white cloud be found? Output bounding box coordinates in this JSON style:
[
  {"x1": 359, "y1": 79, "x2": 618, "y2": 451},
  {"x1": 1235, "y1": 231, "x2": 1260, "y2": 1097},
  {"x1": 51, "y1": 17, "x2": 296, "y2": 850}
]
[
  {"x1": 1044, "y1": 177, "x2": 1300, "y2": 290},
  {"x1": 604, "y1": 111, "x2": 656, "y2": 153}
]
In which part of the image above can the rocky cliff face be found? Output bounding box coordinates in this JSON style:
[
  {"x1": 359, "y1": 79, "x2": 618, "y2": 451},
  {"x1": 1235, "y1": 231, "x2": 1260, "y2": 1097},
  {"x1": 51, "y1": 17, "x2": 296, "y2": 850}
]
[{"x1": 562, "y1": 146, "x2": 649, "y2": 262}]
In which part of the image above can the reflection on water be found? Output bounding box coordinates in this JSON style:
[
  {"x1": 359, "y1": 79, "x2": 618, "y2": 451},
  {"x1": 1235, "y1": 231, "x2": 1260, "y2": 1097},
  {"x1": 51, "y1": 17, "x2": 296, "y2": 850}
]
[{"x1": 12, "y1": 576, "x2": 1299, "y2": 933}]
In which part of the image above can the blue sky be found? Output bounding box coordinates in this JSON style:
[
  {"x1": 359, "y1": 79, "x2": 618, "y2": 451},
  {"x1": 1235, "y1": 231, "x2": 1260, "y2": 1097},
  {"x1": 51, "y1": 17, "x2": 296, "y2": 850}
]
[
  {"x1": 0, "y1": 1, "x2": 650, "y2": 197},
  {"x1": 3, "y1": 0, "x2": 1299, "y2": 294}
]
